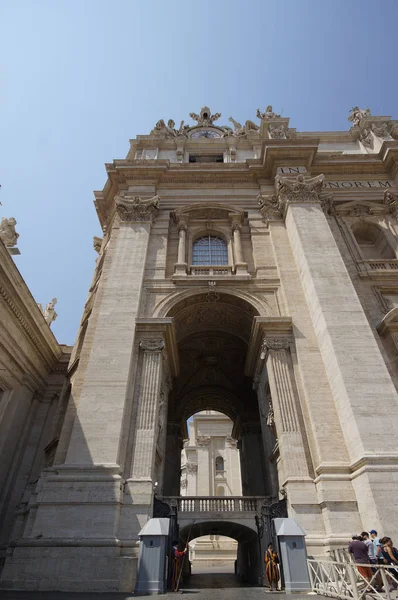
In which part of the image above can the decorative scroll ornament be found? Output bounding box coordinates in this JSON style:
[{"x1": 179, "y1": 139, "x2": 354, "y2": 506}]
[
  {"x1": 372, "y1": 122, "x2": 389, "y2": 138},
  {"x1": 115, "y1": 194, "x2": 160, "y2": 222},
  {"x1": 257, "y1": 194, "x2": 283, "y2": 222},
  {"x1": 196, "y1": 435, "x2": 211, "y2": 447},
  {"x1": 320, "y1": 194, "x2": 335, "y2": 216},
  {"x1": 260, "y1": 337, "x2": 290, "y2": 359},
  {"x1": 268, "y1": 123, "x2": 288, "y2": 139},
  {"x1": 139, "y1": 339, "x2": 165, "y2": 353},
  {"x1": 0, "y1": 217, "x2": 19, "y2": 247},
  {"x1": 180, "y1": 479, "x2": 188, "y2": 489},
  {"x1": 348, "y1": 106, "x2": 371, "y2": 128},
  {"x1": 384, "y1": 189, "x2": 398, "y2": 219},
  {"x1": 359, "y1": 128, "x2": 374, "y2": 149},
  {"x1": 189, "y1": 106, "x2": 221, "y2": 126},
  {"x1": 185, "y1": 462, "x2": 198, "y2": 474}
]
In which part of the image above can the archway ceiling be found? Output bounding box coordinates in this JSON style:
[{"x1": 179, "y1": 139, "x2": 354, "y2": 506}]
[
  {"x1": 179, "y1": 520, "x2": 257, "y2": 544},
  {"x1": 168, "y1": 331, "x2": 258, "y2": 423},
  {"x1": 169, "y1": 294, "x2": 257, "y2": 343}
]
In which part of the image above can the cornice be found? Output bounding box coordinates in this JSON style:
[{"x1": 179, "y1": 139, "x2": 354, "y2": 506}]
[{"x1": 0, "y1": 243, "x2": 62, "y2": 375}]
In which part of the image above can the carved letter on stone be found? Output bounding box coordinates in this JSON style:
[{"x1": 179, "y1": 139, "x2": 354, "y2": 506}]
[
  {"x1": 139, "y1": 339, "x2": 165, "y2": 353},
  {"x1": 115, "y1": 194, "x2": 160, "y2": 222}
]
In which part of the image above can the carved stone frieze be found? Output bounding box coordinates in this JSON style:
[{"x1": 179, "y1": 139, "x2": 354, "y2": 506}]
[
  {"x1": 260, "y1": 337, "x2": 290, "y2": 359},
  {"x1": 180, "y1": 479, "x2": 187, "y2": 489},
  {"x1": 139, "y1": 339, "x2": 165, "y2": 353},
  {"x1": 268, "y1": 123, "x2": 288, "y2": 139},
  {"x1": 384, "y1": 189, "x2": 398, "y2": 219},
  {"x1": 226, "y1": 435, "x2": 238, "y2": 448},
  {"x1": 320, "y1": 194, "x2": 335, "y2": 216},
  {"x1": 115, "y1": 194, "x2": 160, "y2": 222},
  {"x1": 372, "y1": 122, "x2": 389, "y2": 138},
  {"x1": 257, "y1": 194, "x2": 283, "y2": 222},
  {"x1": 185, "y1": 462, "x2": 198, "y2": 474},
  {"x1": 359, "y1": 128, "x2": 374, "y2": 149},
  {"x1": 196, "y1": 435, "x2": 211, "y2": 447}
]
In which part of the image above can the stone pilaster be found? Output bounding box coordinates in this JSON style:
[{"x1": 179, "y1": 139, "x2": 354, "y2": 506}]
[
  {"x1": 174, "y1": 219, "x2": 188, "y2": 275},
  {"x1": 230, "y1": 214, "x2": 248, "y2": 275},
  {"x1": 279, "y1": 174, "x2": 398, "y2": 537},
  {"x1": 260, "y1": 337, "x2": 311, "y2": 483},
  {"x1": 130, "y1": 339, "x2": 165, "y2": 481}
]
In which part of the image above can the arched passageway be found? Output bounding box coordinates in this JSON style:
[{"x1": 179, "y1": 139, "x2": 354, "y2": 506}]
[
  {"x1": 160, "y1": 292, "x2": 278, "y2": 501},
  {"x1": 179, "y1": 521, "x2": 261, "y2": 585}
]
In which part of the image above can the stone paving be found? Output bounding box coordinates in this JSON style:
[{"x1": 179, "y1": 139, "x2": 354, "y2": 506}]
[{"x1": 0, "y1": 566, "x2": 319, "y2": 600}]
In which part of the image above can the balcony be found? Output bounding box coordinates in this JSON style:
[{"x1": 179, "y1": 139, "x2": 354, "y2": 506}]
[
  {"x1": 358, "y1": 259, "x2": 398, "y2": 278},
  {"x1": 189, "y1": 265, "x2": 232, "y2": 276},
  {"x1": 163, "y1": 496, "x2": 266, "y2": 514}
]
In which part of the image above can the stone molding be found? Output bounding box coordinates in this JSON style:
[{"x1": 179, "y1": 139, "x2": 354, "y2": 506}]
[
  {"x1": 139, "y1": 339, "x2": 165, "y2": 353},
  {"x1": 226, "y1": 435, "x2": 238, "y2": 448},
  {"x1": 115, "y1": 194, "x2": 160, "y2": 222},
  {"x1": 196, "y1": 435, "x2": 211, "y2": 447}
]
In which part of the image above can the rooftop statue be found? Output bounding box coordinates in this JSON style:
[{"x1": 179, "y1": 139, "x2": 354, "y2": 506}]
[
  {"x1": 256, "y1": 105, "x2": 280, "y2": 119},
  {"x1": 229, "y1": 116, "x2": 259, "y2": 136},
  {"x1": 189, "y1": 106, "x2": 221, "y2": 126},
  {"x1": 348, "y1": 106, "x2": 371, "y2": 127},
  {"x1": 0, "y1": 217, "x2": 19, "y2": 247},
  {"x1": 42, "y1": 298, "x2": 58, "y2": 326}
]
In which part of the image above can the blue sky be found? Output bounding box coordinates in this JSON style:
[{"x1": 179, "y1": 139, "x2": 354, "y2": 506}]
[{"x1": 1, "y1": 0, "x2": 397, "y2": 345}]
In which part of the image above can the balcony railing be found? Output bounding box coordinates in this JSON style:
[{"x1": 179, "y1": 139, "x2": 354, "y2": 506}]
[
  {"x1": 163, "y1": 496, "x2": 266, "y2": 513},
  {"x1": 358, "y1": 259, "x2": 398, "y2": 277},
  {"x1": 189, "y1": 265, "x2": 232, "y2": 276}
]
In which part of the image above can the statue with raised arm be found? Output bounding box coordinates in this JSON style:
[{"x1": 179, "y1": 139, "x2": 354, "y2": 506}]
[
  {"x1": 257, "y1": 105, "x2": 280, "y2": 120},
  {"x1": 348, "y1": 106, "x2": 371, "y2": 127},
  {"x1": 229, "y1": 116, "x2": 259, "y2": 136},
  {"x1": 43, "y1": 298, "x2": 58, "y2": 326},
  {"x1": 0, "y1": 217, "x2": 19, "y2": 247}
]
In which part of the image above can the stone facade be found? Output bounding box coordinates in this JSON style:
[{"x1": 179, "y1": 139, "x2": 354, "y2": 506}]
[
  {"x1": 0, "y1": 239, "x2": 71, "y2": 571},
  {"x1": 2, "y1": 105, "x2": 398, "y2": 591},
  {"x1": 181, "y1": 411, "x2": 241, "y2": 566}
]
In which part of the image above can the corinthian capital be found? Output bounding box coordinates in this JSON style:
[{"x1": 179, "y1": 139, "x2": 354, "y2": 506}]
[
  {"x1": 115, "y1": 194, "x2": 160, "y2": 222},
  {"x1": 260, "y1": 337, "x2": 290, "y2": 359},
  {"x1": 276, "y1": 174, "x2": 324, "y2": 210},
  {"x1": 139, "y1": 339, "x2": 165, "y2": 353}
]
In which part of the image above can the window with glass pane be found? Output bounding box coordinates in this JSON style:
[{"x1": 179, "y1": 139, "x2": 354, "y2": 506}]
[{"x1": 192, "y1": 236, "x2": 228, "y2": 266}]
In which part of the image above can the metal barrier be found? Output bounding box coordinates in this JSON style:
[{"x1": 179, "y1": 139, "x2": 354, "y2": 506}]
[{"x1": 308, "y1": 558, "x2": 398, "y2": 600}]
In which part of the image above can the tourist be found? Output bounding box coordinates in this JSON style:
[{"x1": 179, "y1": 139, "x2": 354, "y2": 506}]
[
  {"x1": 264, "y1": 542, "x2": 280, "y2": 591},
  {"x1": 348, "y1": 536, "x2": 373, "y2": 582},
  {"x1": 379, "y1": 537, "x2": 398, "y2": 590},
  {"x1": 370, "y1": 530, "x2": 383, "y2": 563},
  {"x1": 361, "y1": 532, "x2": 376, "y2": 563}
]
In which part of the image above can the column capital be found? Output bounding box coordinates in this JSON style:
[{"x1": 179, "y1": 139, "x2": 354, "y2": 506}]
[
  {"x1": 258, "y1": 174, "x2": 329, "y2": 223},
  {"x1": 260, "y1": 336, "x2": 290, "y2": 359},
  {"x1": 115, "y1": 194, "x2": 160, "y2": 222},
  {"x1": 139, "y1": 339, "x2": 165, "y2": 353},
  {"x1": 177, "y1": 219, "x2": 188, "y2": 232}
]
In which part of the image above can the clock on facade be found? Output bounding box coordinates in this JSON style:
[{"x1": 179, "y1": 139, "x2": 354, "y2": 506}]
[{"x1": 191, "y1": 129, "x2": 222, "y2": 139}]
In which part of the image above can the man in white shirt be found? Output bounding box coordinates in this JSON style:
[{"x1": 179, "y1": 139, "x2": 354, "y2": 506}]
[
  {"x1": 369, "y1": 530, "x2": 382, "y2": 563},
  {"x1": 361, "y1": 532, "x2": 376, "y2": 563}
]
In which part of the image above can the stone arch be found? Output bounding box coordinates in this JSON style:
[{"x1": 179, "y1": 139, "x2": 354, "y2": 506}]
[
  {"x1": 154, "y1": 287, "x2": 267, "y2": 321},
  {"x1": 351, "y1": 220, "x2": 395, "y2": 259}
]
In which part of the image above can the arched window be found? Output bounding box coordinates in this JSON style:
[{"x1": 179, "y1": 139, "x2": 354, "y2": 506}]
[
  {"x1": 215, "y1": 456, "x2": 224, "y2": 473},
  {"x1": 192, "y1": 235, "x2": 228, "y2": 266},
  {"x1": 352, "y1": 222, "x2": 395, "y2": 260}
]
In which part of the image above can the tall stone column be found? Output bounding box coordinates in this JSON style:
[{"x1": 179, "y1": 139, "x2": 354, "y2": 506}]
[
  {"x1": 1, "y1": 195, "x2": 161, "y2": 592},
  {"x1": 276, "y1": 174, "x2": 398, "y2": 536},
  {"x1": 260, "y1": 337, "x2": 311, "y2": 485}
]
